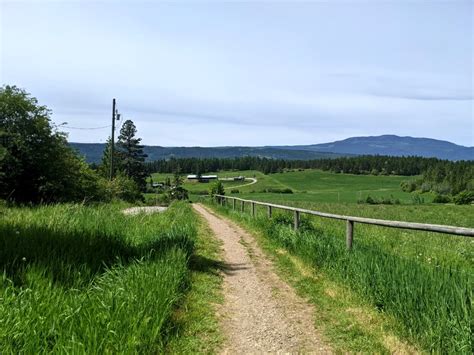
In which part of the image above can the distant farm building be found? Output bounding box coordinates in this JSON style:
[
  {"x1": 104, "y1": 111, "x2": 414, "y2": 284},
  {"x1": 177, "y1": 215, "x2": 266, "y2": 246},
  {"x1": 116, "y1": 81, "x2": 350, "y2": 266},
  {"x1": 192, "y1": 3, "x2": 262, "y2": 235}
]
[{"x1": 187, "y1": 174, "x2": 218, "y2": 183}]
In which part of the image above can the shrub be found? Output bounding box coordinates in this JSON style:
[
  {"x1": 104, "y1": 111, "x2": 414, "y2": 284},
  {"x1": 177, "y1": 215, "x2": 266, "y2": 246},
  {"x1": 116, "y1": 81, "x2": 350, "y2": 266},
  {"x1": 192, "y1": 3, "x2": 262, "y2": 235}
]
[
  {"x1": 209, "y1": 181, "x2": 225, "y2": 196},
  {"x1": 365, "y1": 195, "x2": 376, "y2": 204},
  {"x1": 432, "y1": 194, "x2": 451, "y2": 204},
  {"x1": 433, "y1": 183, "x2": 452, "y2": 195},
  {"x1": 106, "y1": 173, "x2": 144, "y2": 203},
  {"x1": 167, "y1": 186, "x2": 189, "y2": 201},
  {"x1": 411, "y1": 193, "x2": 424, "y2": 204},
  {"x1": 230, "y1": 189, "x2": 240, "y2": 194},
  {"x1": 361, "y1": 195, "x2": 400, "y2": 205},
  {"x1": 400, "y1": 180, "x2": 417, "y2": 192},
  {"x1": 420, "y1": 182, "x2": 431, "y2": 193},
  {"x1": 453, "y1": 191, "x2": 474, "y2": 205},
  {"x1": 260, "y1": 188, "x2": 294, "y2": 194}
]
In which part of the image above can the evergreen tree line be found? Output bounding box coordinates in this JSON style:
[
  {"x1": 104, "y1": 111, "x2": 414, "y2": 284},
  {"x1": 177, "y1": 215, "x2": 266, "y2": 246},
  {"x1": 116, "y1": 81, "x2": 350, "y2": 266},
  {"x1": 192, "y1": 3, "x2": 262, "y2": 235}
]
[{"x1": 146, "y1": 155, "x2": 474, "y2": 195}]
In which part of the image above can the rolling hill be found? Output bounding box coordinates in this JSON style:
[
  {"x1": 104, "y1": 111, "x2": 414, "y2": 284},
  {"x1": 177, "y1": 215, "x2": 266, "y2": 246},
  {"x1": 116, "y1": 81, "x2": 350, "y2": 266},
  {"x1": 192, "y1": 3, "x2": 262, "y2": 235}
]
[
  {"x1": 70, "y1": 144, "x2": 347, "y2": 164},
  {"x1": 275, "y1": 135, "x2": 473, "y2": 161},
  {"x1": 70, "y1": 135, "x2": 473, "y2": 163}
]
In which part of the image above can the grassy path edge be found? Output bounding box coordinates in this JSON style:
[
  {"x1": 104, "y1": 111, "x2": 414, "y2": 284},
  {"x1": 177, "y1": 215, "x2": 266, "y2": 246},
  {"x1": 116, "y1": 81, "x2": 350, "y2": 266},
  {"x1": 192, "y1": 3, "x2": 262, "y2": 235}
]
[{"x1": 166, "y1": 207, "x2": 225, "y2": 353}]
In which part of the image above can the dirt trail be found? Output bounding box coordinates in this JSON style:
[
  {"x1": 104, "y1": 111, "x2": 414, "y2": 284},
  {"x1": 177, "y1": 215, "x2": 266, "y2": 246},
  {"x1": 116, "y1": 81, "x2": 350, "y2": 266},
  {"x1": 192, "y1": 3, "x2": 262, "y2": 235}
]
[
  {"x1": 193, "y1": 204, "x2": 331, "y2": 354},
  {"x1": 222, "y1": 177, "x2": 258, "y2": 190}
]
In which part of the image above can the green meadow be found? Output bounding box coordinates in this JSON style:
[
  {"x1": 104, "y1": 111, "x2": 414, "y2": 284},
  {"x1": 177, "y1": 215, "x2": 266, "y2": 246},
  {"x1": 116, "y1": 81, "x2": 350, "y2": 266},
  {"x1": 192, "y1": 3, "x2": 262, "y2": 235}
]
[
  {"x1": 233, "y1": 169, "x2": 430, "y2": 203},
  {"x1": 151, "y1": 169, "x2": 433, "y2": 203}
]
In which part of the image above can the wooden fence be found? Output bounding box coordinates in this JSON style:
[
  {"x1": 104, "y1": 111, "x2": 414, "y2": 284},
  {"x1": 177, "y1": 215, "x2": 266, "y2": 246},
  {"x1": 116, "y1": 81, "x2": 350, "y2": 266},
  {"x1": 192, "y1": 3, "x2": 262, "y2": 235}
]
[{"x1": 213, "y1": 195, "x2": 474, "y2": 250}]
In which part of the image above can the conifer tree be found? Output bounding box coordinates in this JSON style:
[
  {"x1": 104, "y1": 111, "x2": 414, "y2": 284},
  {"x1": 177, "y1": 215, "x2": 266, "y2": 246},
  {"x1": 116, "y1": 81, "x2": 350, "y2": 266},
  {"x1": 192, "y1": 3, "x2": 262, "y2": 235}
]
[{"x1": 115, "y1": 120, "x2": 148, "y2": 191}]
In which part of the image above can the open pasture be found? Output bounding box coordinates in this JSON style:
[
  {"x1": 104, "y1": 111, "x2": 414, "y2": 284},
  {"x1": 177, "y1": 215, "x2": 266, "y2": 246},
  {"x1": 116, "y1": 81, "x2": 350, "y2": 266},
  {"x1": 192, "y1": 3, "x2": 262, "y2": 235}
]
[
  {"x1": 152, "y1": 169, "x2": 432, "y2": 203},
  {"x1": 235, "y1": 169, "x2": 431, "y2": 203}
]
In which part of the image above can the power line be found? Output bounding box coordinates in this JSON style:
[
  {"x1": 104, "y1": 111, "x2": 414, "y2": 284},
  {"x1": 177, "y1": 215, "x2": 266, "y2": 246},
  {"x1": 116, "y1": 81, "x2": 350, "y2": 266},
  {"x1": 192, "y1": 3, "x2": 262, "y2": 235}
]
[{"x1": 62, "y1": 125, "x2": 112, "y2": 130}]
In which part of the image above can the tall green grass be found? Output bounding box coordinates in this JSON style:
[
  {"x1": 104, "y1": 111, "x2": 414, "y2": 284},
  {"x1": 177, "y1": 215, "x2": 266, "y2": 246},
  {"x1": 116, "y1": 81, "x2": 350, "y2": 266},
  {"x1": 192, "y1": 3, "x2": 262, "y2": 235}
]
[
  {"x1": 0, "y1": 202, "x2": 196, "y2": 352},
  {"x1": 209, "y1": 201, "x2": 473, "y2": 353}
]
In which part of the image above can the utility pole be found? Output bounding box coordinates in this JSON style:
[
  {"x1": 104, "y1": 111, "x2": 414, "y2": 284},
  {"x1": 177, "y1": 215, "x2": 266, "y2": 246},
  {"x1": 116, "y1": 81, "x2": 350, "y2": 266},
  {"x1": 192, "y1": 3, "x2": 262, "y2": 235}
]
[{"x1": 109, "y1": 98, "x2": 116, "y2": 180}]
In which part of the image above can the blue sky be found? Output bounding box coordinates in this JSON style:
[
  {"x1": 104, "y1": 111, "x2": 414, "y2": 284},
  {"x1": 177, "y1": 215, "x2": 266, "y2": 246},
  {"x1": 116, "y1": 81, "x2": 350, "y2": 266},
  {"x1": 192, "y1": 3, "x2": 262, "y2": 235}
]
[{"x1": 1, "y1": 0, "x2": 472, "y2": 146}]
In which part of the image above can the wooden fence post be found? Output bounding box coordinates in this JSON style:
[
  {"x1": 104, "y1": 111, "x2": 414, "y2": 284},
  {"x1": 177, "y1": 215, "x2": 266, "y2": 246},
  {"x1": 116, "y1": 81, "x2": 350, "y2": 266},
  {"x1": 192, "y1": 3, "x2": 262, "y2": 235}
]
[
  {"x1": 241, "y1": 200, "x2": 245, "y2": 212},
  {"x1": 233, "y1": 198, "x2": 236, "y2": 210},
  {"x1": 251, "y1": 202, "x2": 255, "y2": 217},
  {"x1": 267, "y1": 205, "x2": 272, "y2": 218},
  {"x1": 294, "y1": 211, "x2": 300, "y2": 231},
  {"x1": 346, "y1": 220, "x2": 354, "y2": 250}
]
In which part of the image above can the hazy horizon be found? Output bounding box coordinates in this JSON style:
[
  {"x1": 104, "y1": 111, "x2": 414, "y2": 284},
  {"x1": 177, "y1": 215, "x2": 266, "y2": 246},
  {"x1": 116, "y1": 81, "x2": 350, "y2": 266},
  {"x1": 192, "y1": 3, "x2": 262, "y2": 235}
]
[
  {"x1": 1, "y1": 1, "x2": 472, "y2": 146},
  {"x1": 68, "y1": 134, "x2": 473, "y2": 148}
]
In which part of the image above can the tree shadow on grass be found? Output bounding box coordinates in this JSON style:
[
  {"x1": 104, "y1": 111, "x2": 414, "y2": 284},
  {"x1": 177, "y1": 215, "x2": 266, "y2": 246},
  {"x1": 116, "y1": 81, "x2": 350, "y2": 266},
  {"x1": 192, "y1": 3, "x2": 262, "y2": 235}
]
[{"x1": 0, "y1": 223, "x2": 193, "y2": 288}]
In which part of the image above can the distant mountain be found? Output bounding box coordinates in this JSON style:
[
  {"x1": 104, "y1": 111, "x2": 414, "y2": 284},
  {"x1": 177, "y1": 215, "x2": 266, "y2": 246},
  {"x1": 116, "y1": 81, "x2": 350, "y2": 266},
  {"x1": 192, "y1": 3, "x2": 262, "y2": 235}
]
[
  {"x1": 70, "y1": 135, "x2": 473, "y2": 164},
  {"x1": 70, "y1": 143, "x2": 347, "y2": 164},
  {"x1": 275, "y1": 135, "x2": 473, "y2": 161}
]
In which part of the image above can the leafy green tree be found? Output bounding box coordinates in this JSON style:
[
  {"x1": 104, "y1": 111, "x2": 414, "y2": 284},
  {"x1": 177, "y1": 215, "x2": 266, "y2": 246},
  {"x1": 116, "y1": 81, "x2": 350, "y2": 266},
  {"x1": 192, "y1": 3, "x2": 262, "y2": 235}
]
[
  {"x1": 115, "y1": 120, "x2": 148, "y2": 190},
  {"x1": 0, "y1": 85, "x2": 106, "y2": 203},
  {"x1": 210, "y1": 181, "x2": 225, "y2": 196}
]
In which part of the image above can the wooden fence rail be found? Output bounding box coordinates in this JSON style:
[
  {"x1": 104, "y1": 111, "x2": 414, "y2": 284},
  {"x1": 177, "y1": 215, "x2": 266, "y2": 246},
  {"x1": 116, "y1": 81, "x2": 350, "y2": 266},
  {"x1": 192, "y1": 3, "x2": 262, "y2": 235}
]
[{"x1": 212, "y1": 194, "x2": 474, "y2": 250}]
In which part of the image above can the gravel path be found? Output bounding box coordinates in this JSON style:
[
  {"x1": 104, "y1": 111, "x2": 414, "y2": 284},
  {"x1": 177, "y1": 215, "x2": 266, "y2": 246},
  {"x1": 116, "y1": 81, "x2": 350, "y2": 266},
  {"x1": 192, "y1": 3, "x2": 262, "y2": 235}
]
[
  {"x1": 222, "y1": 177, "x2": 258, "y2": 190},
  {"x1": 193, "y1": 204, "x2": 331, "y2": 354},
  {"x1": 122, "y1": 206, "x2": 167, "y2": 215}
]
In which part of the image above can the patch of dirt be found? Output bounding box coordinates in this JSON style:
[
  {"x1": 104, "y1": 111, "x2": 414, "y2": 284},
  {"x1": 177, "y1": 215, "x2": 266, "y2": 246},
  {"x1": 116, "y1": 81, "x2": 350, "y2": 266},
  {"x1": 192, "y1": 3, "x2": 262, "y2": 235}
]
[
  {"x1": 122, "y1": 206, "x2": 167, "y2": 215},
  {"x1": 193, "y1": 204, "x2": 331, "y2": 354}
]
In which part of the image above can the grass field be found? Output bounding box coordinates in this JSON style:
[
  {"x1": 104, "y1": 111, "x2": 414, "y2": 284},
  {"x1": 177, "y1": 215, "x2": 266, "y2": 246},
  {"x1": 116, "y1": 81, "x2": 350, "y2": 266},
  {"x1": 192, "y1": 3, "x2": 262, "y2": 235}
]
[
  {"x1": 234, "y1": 169, "x2": 431, "y2": 203},
  {"x1": 202, "y1": 168, "x2": 473, "y2": 353},
  {"x1": 151, "y1": 169, "x2": 433, "y2": 204},
  {"x1": 0, "y1": 202, "x2": 208, "y2": 352}
]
